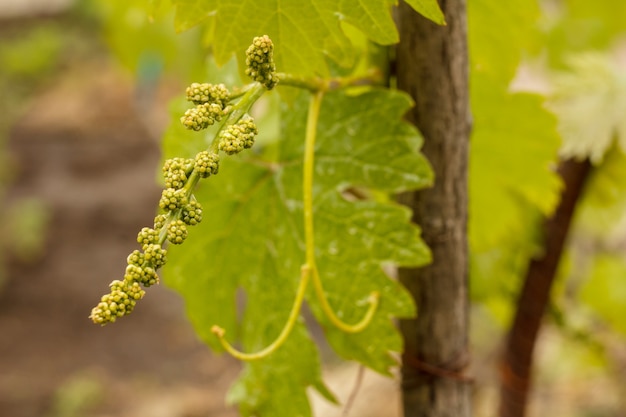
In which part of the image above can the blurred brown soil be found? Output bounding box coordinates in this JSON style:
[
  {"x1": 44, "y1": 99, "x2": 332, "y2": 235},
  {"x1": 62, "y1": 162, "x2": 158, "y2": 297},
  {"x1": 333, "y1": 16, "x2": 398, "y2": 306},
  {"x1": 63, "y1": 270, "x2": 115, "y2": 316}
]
[{"x1": 0, "y1": 58, "x2": 240, "y2": 417}]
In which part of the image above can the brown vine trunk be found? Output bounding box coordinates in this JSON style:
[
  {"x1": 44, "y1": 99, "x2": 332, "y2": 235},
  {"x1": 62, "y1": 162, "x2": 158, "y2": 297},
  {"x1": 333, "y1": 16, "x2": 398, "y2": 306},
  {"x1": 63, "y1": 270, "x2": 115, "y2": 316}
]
[
  {"x1": 396, "y1": 1, "x2": 471, "y2": 416},
  {"x1": 499, "y1": 158, "x2": 592, "y2": 417}
]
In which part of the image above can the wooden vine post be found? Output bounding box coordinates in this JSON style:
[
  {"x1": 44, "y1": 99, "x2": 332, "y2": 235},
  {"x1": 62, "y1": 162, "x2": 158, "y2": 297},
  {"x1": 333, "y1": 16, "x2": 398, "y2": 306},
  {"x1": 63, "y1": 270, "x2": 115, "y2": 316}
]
[{"x1": 396, "y1": 0, "x2": 472, "y2": 415}]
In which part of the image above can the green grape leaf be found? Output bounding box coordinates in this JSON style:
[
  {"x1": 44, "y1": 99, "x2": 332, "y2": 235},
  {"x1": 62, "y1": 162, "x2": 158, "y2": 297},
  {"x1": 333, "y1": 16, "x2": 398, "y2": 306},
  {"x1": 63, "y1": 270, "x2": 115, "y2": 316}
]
[
  {"x1": 469, "y1": 72, "x2": 561, "y2": 312},
  {"x1": 542, "y1": 0, "x2": 626, "y2": 65},
  {"x1": 171, "y1": 0, "x2": 444, "y2": 76},
  {"x1": 548, "y1": 53, "x2": 626, "y2": 163},
  {"x1": 575, "y1": 145, "x2": 626, "y2": 237},
  {"x1": 162, "y1": 88, "x2": 432, "y2": 415},
  {"x1": 93, "y1": 0, "x2": 205, "y2": 80},
  {"x1": 468, "y1": 0, "x2": 541, "y2": 83},
  {"x1": 470, "y1": 73, "x2": 561, "y2": 252},
  {"x1": 171, "y1": 0, "x2": 215, "y2": 32},
  {"x1": 404, "y1": 0, "x2": 446, "y2": 25},
  {"x1": 579, "y1": 255, "x2": 626, "y2": 336},
  {"x1": 467, "y1": 0, "x2": 561, "y2": 315}
]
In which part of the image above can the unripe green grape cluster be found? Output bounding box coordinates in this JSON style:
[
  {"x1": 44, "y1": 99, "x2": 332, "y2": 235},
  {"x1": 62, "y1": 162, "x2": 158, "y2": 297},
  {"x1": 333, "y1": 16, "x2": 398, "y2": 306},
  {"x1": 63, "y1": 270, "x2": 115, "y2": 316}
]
[
  {"x1": 143, "y1": 243, "x2": 167, "y2": 268},
  {"x1": 90, "y1": 235, "x2": 167, "y2": 324},
  {"x1": 194, "y1": 151, "x2": 220, "y2": 178},
  {"x1": 137, "y1": 227, "x2": 158, "y2": 248},
  {"x1": 167, "y1": 220, "x2": 188, "y2": 244},
  {"x1": 181, "y1": 83, "x2": 232, "y2": 132},
  {"x1": 182, "y1": 200, "x2": 203, "y2": 225},
  {"x1": 91, "y1": 36, "x2": 273, "y2": 326},
  {"x1": 127, "y1": 250, "x2": 144, "y2": 266},
  {"x1": 186, "y1": 82, "x2": 230, "y2": 107},
  {"x1": 245, "y1": 35, "x2": 278, "y2": 89},
  {"x1": 180, "y1": 103, "x2": 224, "y2": 131},
  {"x1": 153, "y1": 214, "x2": 168, "y2": 230},
  {"x1": 90, "y1": 278, "x2": 145, "y2": 325},
  {"x1": 163, "y1": 157, "x2": 193, "y2": 189},
  {"x1": 219, "y1": 117, "x2": 258, "y2": 155},
  {"x1": 159, "y1": 188, "x2": 188, "y2": 211}
]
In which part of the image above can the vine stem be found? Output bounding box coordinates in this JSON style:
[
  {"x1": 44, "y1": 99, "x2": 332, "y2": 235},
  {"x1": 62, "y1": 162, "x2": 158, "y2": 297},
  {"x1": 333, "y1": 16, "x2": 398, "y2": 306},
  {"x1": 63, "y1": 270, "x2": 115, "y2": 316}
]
[
  {"x1": 277, "y1": 68, "x2": 384, "y2": 92},
  {"x1": 210, "y1": 82, "x2": 266, "y2": 153},
  {"x1": 303, "y1": 92, "x2": 379, "y2": 333}
]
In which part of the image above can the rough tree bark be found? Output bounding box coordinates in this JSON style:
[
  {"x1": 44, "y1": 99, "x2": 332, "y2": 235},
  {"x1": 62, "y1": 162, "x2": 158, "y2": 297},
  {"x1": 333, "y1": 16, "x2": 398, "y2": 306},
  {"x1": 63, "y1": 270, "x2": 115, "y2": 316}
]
[
  {"x1": 499, "y1": 159, "x2": 592, "y2": 417},
  {"x1": 396, "y1": 1, "x2": 471, "y2": 416}
]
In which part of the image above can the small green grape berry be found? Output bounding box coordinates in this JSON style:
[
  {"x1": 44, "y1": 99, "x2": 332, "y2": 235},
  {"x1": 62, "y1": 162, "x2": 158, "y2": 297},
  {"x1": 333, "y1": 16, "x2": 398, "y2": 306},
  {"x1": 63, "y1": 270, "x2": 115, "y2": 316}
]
[
  {"x1": 154, "y1": 214, "x2": 168, "y2": 230},
  {"x1": 167, "y1": 220, "x2": 188, "y2": 245},
  {"x1": 159, "y1": 188, "x2": 188, "y2": 211},
  {"x1": 218, "y1": 130, "x2": 244, "y2": 155},
  {"x1": 143, "y1": 244, "x2": 167, "y2": 268},
  {"x1": 163, "y1": 157, "x2": 193, "y2": 189},
  {"x1": 180, "y1": 103, "x2": 223, "y2": 131},
  {"x1": 194, "y1": 151, "x2": 220, "y2": 178},
  {"x1": 137, "y1": 227, "x2": 158, "y2": 248},
  {"x1": 181, "y1": 200, "x2": 203, "y2": 226},
  {"x1": 186, "y1": 83, "x2": 230, "y2": 107},
  {"x1": 218, "y1": 117, "x2": 258, "y2": 155},
  {"x1": 245, "y1": 35, "x2": 278, "y2": 89}
]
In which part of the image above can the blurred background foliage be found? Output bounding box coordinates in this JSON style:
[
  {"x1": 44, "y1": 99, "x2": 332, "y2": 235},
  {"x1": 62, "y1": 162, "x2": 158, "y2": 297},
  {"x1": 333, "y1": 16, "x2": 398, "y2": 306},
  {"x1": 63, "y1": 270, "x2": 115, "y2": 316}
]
[
  {"x1": 0, "y1": 0, "x2": 625, "y2": 416},
  {"x1": 0, "y1": 17, "x2": 64, "y2": 288}
]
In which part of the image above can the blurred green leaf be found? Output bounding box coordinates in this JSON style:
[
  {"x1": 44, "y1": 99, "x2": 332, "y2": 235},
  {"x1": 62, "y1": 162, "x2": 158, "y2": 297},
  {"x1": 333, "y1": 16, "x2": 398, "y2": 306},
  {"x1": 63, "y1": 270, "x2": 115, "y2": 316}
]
[
  {"x1": 48, "y1": 373, "x2": 103, "y2": 417},
  {"x1": 469, "y1": 0, "x2": 541, "y2": 83},
  {"x1": 173, "y1": 0, "x2": 444, "y2": 77},
  {"x1": 470, "y1": 73, "x2": 561, "y2": 252},
  {"x1": 579, "y1": 255, "x2": 626, "y2": 335},
  {"x1": 575, "y1": 145, "x2": 626, "y2": 236},
  {"x1": 467, "y1": 0, "x2": 562, "y2": 312},
  {"x1": 0, "y1": 26, "x2": 62, "y2": 78},
  {"x1": 93, "y1": 0, "x2": 205, "y2": 80},
  {"x1": 4, "y1": 199, "x2": 49, "y2": 262},
  {"x1": 548, "y1": 53, "x2": 626, "y2": 163},
  {"x1": 541, "y1": 0, "x2": 626, "y2": 65}
]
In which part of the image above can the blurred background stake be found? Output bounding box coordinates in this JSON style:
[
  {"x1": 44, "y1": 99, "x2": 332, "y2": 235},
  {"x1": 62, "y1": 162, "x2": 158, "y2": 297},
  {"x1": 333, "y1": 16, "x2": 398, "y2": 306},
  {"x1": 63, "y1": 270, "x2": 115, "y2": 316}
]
[{"x1": 499, "y1": 158, "x2": 593, "y2": 417}]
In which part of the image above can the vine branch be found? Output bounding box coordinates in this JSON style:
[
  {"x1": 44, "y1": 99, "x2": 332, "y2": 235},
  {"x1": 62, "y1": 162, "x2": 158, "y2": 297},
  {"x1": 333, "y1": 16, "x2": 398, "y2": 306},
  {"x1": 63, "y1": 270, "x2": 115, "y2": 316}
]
[
  {"x1": 277, "y1": 68, "x2": 384, "y2": 92},
  {"x1": 499, "y1": 158, "x2": 592, "y2": 417}
]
